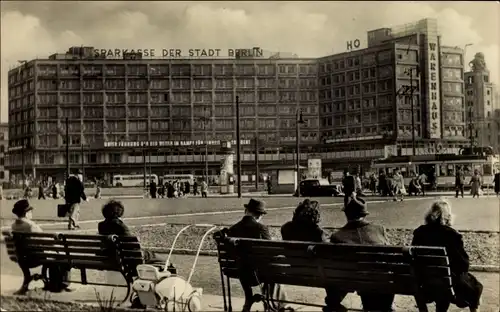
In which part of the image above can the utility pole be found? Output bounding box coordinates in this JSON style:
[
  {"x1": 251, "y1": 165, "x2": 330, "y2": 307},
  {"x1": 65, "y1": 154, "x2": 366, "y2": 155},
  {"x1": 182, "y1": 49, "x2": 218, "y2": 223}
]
[
  {"x1": 81, "y1": 144, "x2": 85, "y2": 183},
  {"x1": 65, "y1": 117, "x2": 70, "y2": 179},
  {"x1": 21, "y1": 145, "x2": 26, "y2": 187},
  {"x1": 143, "y1": 146, "x2": 147, "y2": 188},
  {"x1": 296, "y1": 109, "x2": 305, "y2": 196},
  {"x1": 469, "y1": 105, "x2": 474, "y2": 148},
  {"x1": 236, "y1": 95, "x2": 242, "y2": 198},
  {"x1": 254, "y1": 135, "x2": 259, "y2": 190},
  {"x1": 201, "y1": 108, "x2": 210, "y2": 183}
]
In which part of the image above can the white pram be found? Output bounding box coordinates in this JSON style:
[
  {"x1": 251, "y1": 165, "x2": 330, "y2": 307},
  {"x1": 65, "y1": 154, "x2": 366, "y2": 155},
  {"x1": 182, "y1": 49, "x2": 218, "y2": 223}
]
[{"x1": 130, "y1": 224, "x2": 219, "y2": 311}]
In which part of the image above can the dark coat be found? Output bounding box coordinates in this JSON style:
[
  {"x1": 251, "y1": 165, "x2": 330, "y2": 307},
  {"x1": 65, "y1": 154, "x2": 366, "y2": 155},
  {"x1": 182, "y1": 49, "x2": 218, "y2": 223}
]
[
  {"x1": 281, "y1": 221, "x2": 328, "y2": 243},
  {"x1": 412, "y1": 224, "x2": 483, "y2": 308},
  {"x1": 494, "y1": 173, "x2": 500, "y2": 193},
  {"x1": 455, "y1": 171, "x2": 465, "y2": 186},
  {"x1": 64, "y1": 176, "x2": 86, "y2": 204},
  {"x1": 98, "y1": 218, "x2": 131, "y2": 236},
  {"x1": 227, "y1": 215, "x2": 271, "y2": 286},
  {"x1": 342, "y1": 175, "x2": 355, "y2": 194},
  {"x1": 227, "y1": 215, "x2": 271, "y2": 240},
  {"x1": 330, "y1": 219, "x2": 388, "y2": 245}
]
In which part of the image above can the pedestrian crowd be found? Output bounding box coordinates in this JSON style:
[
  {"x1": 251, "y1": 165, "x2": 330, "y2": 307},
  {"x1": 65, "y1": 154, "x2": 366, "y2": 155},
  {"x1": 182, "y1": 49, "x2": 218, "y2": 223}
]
[{"x1": 147, "y1": 178, "x2": 208, "y2": 199}]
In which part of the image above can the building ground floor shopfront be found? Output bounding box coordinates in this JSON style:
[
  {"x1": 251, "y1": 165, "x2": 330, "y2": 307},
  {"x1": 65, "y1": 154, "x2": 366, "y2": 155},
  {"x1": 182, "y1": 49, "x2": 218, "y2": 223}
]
[{"x1": 6, "y1": 138, "x2": 472, "y2": 186}]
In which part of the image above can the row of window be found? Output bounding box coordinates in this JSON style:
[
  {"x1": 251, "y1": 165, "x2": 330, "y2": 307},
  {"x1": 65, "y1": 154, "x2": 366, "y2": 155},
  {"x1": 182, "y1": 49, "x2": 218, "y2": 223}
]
[
  {"x1": 321, "y1": 109, "x2": 393, "y2": 127},
  {"x1": 321, "y1": 125, "x2": 394, "y2": 139},
  {"x1": 319, "y1": 80, "x2": 393, "y2": 99},
  {"x1": 320, "y1": 67, "x2": 394, "y2": 86},
  {"x1": 30, "y1": 63, "x2": 318, "y2": 77}
]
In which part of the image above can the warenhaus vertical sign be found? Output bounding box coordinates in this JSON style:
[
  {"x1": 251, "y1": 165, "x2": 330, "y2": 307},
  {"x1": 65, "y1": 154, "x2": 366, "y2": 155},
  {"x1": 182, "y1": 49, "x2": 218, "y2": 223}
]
[{"x1": 427, "y1": 40, "x2": 441, "y2": 139}]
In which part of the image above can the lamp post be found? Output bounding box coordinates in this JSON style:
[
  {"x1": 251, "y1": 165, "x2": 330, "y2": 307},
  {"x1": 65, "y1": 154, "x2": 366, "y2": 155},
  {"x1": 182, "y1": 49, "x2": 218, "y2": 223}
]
[
  {"x1": 296, "y1": 109, "x2": 305, "y2": 197},
  {"x1": 200, "y1": 107, "x2": 211, "y2": 183},
  {"x1": 65, "y1": 117, "x2": 70, "y2": 179},
  {"x1": 236, "y1": 96, "x2": 242, "y2": 198}
]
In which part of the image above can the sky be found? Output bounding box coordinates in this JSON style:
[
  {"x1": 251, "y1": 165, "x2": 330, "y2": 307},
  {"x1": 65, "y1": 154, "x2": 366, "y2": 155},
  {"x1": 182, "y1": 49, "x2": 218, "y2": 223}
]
[{"x1": 1, "y1": 1, "x2": 499, "y2": 123}]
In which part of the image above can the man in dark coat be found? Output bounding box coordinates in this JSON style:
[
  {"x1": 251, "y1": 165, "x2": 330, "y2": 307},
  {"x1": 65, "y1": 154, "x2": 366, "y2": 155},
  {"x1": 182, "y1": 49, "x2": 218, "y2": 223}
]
[
  {"x1": 342, "y1": 169, "x2": 355, "y2": 207},
  {"x1": 149, "y1": 179, "x2": 157, "y2": 199},
  {"x1": 494, "y1": 170, "x2": 500, "y2": 197},
  {"x1": 455, "y1": 166, "x2": 466, "y2": 198},
  {"x1": 65, "y1": 171, "x2": 87, "y2": 230},
  {"x1": 325, "y1": 195, "x2": 394, "y2": 312},
  {"x1": 227, "y1": 199, "x2": 288, "y2": 312}
]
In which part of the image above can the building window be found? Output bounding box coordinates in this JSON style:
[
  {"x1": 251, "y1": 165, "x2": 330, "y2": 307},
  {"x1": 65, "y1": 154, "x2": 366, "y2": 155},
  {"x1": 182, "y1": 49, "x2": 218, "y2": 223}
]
[
  {"x1": 468, "y1": 76, "x2": 474, "y2": 84},
  {"x1": 484, "y1": 75, "x2": 489, "y2": 83}
]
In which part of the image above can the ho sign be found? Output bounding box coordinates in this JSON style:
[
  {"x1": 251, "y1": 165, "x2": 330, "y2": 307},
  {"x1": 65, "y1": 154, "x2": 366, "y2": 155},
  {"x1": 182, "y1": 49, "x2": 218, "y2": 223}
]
[{"x1": 346, "y1": 39, "x2": 361, "y2": 51}]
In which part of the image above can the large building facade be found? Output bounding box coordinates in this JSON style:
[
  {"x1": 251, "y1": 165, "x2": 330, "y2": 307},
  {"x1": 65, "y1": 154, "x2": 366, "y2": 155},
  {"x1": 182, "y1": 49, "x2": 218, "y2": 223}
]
[{"x1": 6, "y1": 18, "x2": 470, "y2": 182}]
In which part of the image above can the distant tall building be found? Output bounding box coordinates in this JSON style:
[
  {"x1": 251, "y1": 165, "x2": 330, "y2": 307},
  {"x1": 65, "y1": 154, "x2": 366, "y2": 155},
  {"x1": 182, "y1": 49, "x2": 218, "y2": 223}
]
[
  {"x1": 6, "y1": 17, "x2": 470, "y2": 182},
  {"x1": 0, "y1": 123, "x2": 8, "y2": 184},
  {"x1": 465, "y1": 52, "x2": 500, "y2": 152},
  {"x1": 319, "y1": 18, "x2": 467, "y2": 157}
]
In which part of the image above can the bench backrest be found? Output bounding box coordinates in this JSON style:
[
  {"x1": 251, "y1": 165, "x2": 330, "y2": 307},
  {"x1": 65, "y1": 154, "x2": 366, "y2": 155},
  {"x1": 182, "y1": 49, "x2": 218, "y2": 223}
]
[
  {"x1": 2, "y1": 231, "x2": 144, "y2": 275},
  {"x1": 213, "y1": 230, "x2": 454, "y2": 298}
]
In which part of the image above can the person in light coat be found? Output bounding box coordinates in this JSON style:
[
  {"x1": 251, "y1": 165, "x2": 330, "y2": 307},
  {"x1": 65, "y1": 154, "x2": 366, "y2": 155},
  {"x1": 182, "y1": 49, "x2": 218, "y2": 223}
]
[{"x1": 392, "y1": 168, "x2": 405, "y2": 202}]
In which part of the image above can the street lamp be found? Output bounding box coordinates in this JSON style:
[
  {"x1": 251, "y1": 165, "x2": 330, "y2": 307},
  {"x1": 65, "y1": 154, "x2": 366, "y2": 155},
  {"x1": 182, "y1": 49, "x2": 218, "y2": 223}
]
[
  {"x1": 296, "y1": 109, "x2": 305, "y2": 197},
  {"x1": 199, "y1": 107, "x2": 211, "y2": 183},
  {"x1": 236, "y1": 95, "x2": 242, "y2": 198}
]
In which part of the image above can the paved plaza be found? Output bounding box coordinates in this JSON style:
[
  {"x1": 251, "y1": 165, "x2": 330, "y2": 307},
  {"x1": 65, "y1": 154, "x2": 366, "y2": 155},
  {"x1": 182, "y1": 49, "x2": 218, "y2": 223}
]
[{"x1": 1, "y1": 195, "x2": 499, "y2": 231}]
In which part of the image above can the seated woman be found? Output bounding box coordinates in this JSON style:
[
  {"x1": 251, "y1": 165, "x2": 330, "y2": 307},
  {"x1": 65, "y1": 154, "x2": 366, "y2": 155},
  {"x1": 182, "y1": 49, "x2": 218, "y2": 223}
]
[
  {"x1": 281, "y1": 199, "x2": 328, "y2": 242},
  {"x1": 412, "y1": 199, "x2": 483, "y2": 312},
  {"x1": 97, "y1": 200, "x2": 167, "y2": 266}
]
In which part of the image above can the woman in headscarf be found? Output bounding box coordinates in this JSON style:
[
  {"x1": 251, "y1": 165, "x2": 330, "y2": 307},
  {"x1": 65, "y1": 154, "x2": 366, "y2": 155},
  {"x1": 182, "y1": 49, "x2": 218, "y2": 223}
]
[
  {"x1": 412, "y1": 199, "x2": 483, "y2": 312},
  {"x1": 281, "y1": 199, "x2": 328, "y2": 242}
]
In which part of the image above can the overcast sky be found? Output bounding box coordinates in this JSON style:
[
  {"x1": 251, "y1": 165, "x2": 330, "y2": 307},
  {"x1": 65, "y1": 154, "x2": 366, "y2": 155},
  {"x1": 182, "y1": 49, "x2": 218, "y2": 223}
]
[{"x1": 1, "y1": 1, "x2": 499, "y2": 122}]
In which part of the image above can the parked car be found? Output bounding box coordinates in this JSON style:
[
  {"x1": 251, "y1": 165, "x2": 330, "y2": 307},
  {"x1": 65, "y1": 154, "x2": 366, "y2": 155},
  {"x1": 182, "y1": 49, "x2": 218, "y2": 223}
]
[{"x1": 294, "y1": 179, "x2": 343, "y2": 197}]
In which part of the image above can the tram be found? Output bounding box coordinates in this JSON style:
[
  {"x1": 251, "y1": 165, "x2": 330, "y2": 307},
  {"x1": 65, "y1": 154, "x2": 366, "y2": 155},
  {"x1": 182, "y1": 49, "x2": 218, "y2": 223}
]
[{"x1": 371, "y1": 151, "x2": 499, "y2": 189}]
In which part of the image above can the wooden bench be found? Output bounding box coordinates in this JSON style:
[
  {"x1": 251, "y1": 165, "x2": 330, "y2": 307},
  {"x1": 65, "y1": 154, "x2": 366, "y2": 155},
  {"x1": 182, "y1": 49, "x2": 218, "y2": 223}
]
[
  {"x1": 214, "y1": 229, "x2": 454, "y2": 312},
  {"x1": 2, "y1": 231, "x2": 145, "y2": 304}
]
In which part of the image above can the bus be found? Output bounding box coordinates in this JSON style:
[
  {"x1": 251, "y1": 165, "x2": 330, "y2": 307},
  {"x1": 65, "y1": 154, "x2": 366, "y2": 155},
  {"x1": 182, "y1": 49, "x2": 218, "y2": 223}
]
[
  {"x1": 113, "y1": 174, "x2": 159, "y2": 187},
  {"x1": 371, "y1": 154, "x2": 499, "y2": 188},
  {"x1": 162, "y1": 174, "x2": 195, "y2": 185}
]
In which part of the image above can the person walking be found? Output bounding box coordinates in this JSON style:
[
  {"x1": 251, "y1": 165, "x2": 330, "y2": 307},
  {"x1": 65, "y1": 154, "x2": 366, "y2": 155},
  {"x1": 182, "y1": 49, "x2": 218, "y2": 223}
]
[
  {"x1": 149, "y1": 178, "x2": 157, "y2": 199},
  {"x1": 392, "y1": 169, "x2": 405, "y2": 202},
  {"x1": 470, "y1": 169, "x2": 482, "y2": 198},
  {"x1": 342, "y1": 169, "x2": 355, "y2": 207},
  {"x1": 200, "y1": 179, "x2": 208, "y2": 198},
  {"x1": 193, "y1": 181, "x2": 199, "y2": 196},
  {"x1": 494, "y1": 170, "x2": 500, "y2": 197},
  {"x1": 455, "y1": 167, "x2": 465, "y2": 198},
  {"x1": 38, "y1": 182, "x2": 46, "y2": 200},
  {"x1": 64, "y1": 171, "x2": 87, "y2": 230}
]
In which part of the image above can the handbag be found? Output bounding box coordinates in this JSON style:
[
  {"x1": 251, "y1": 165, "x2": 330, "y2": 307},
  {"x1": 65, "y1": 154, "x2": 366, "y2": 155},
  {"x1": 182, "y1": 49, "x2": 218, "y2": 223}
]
[{"x1": 57, "y1": 204, "x2": 69, "y2": 218}]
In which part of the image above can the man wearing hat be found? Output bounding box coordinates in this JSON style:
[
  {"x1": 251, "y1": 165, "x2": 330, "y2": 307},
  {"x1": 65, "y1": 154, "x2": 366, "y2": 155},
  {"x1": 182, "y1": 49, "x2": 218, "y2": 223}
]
[
  {"x1": 227, "y1": 199, "x2": 291, "y2": 312},
  {"x1": 64, "y1": 170, "x2": 87, "y2": 230},
  {"x1": 227, "y1": 198, "x2": 270, "y2": 239},
  {"x1": 324, "y1": 195, "x2": 393, "y2": 312},
  {"x1": 11, "y1": 200, "x2": 71, "y2": 293},
  {"x1": 11, "y1": 199, "x2": 43, "y2": 233}
]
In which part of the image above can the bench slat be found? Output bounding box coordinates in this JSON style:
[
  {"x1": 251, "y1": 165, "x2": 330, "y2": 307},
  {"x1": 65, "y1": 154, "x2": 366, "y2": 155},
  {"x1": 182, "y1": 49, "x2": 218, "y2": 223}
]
[
  {"x1": 27, "y1": 252, "x2": 112, "y2": 262},
  {"x1": 228, "y1": 239, "x2": 447, "y2": 257},
  {"x1": 38, "y1": 259, "x2": 119, "y2": 271}
]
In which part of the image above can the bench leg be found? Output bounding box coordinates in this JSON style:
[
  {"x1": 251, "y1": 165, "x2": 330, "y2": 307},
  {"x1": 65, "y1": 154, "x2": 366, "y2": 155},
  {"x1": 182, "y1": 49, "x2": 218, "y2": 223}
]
[
  {"x1": 219, "y1": 269, "x2": 228, "y2": 311},
  {"x1": 117, "y1": 274, "x2": 133, "y2": 307},
  {"x1": 226, "y1": 276, "x2": 232, "y2": 312},
  {"x1": 14, "y1": 266, "x2": 34, "y2": 295}
]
